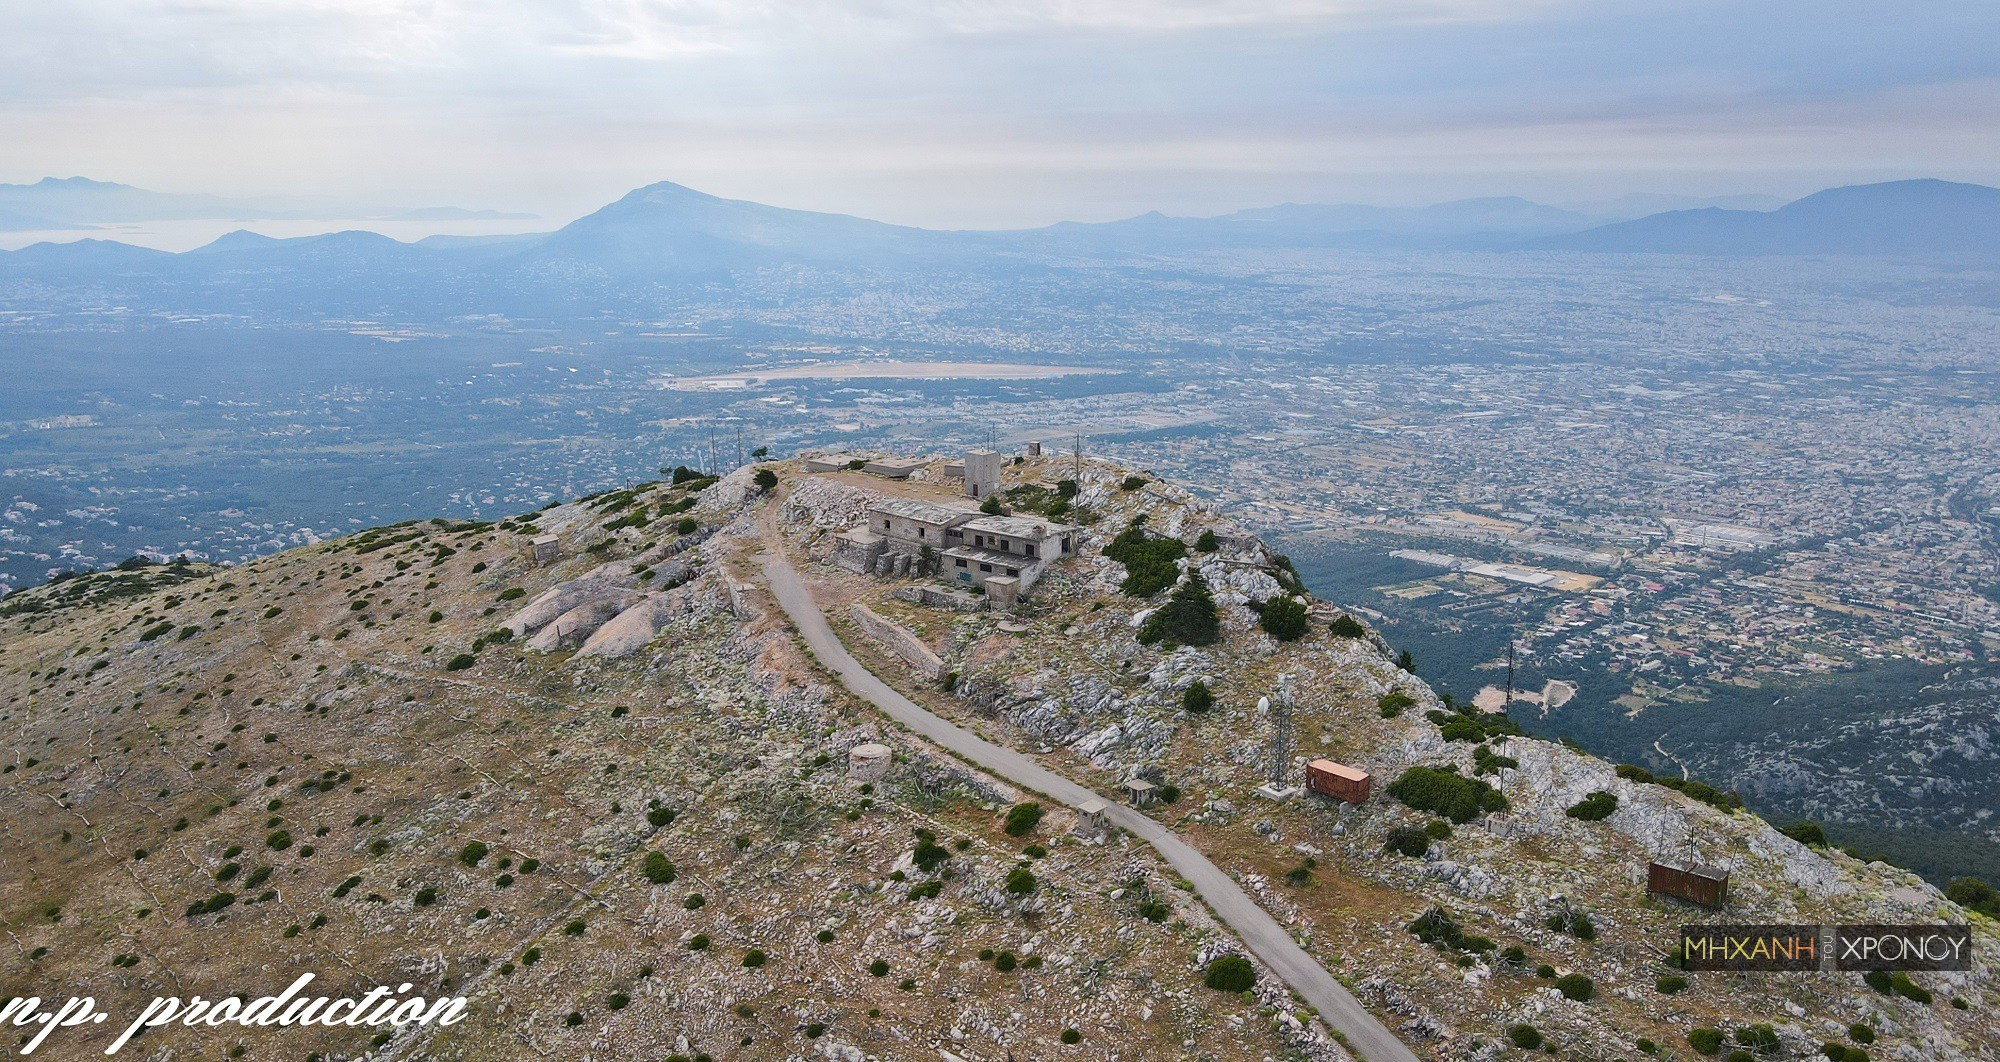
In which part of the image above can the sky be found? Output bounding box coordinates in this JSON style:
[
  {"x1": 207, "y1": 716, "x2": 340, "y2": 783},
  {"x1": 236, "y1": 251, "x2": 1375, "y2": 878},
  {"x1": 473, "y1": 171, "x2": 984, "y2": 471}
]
[{"x1": 4, "y1": 0, "x2": 1999, "y2": 229}]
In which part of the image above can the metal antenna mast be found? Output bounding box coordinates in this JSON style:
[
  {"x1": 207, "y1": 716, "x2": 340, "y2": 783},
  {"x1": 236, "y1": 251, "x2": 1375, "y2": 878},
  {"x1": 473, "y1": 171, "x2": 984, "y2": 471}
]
[
  {"x1": 1505, "y1": 638, "x2": 1516, "y2": 711},
  {"x1": 1269, "y1": 673, "x2": 1294, "y2": 789}
]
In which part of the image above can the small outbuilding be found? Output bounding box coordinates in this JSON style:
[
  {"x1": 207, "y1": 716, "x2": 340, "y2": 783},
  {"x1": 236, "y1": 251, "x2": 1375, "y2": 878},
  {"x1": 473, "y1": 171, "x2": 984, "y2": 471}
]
[
  {"x1": 1073, "y1": 798, "x2": 1112, "y2": 842},
  {"x1": 804, "y1": 452, "x2": 869, "y2": 473},
  {"x1": 1648, "y1": 861, "x2": 1729, "y2": 909},
  {"x1": 531, "y1": 534, "x2": 562, "y2": 565},
  {"x1": 863, "y1": 457, "x2": 926, "y2": 479},
  {"x1": 1304, "y1": 759, "x2": 1371, "y2": 804},
  {"x1": 1123, "y1": 778, "x2": 1158, "y2": 808},
  {"x1": 848, "y1": 742, "x2": 893, "y2": 783}
]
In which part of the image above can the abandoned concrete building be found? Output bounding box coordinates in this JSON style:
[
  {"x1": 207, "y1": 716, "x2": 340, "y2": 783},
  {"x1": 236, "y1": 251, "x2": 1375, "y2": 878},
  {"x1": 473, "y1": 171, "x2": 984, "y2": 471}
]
[{"x1": 833, "y1": 495, "x2": 1079, "y2": 606}]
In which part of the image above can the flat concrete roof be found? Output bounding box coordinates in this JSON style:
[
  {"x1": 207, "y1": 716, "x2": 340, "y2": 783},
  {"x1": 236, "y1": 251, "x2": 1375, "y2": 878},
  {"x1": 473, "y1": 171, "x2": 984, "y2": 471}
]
[
  {"x1": 962, "y1": 514, "x2": 1080, "y2": 540},
  {"x1": 874, "y1": 497, "x2": 976, "y2": 524}
]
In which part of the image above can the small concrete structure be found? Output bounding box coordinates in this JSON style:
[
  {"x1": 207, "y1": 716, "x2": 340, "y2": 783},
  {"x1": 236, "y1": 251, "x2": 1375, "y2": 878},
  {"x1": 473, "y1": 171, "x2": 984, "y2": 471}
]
[
  {"x1": 531, "y1": 534, "x2": 562, "y2": 565},
  {"x1": 962, "y1": 449, "x2": 1004, "y2": 499},
  {"x1": 1254, "y1": 782, "x2": 1300, "y2": 802},
  {"x1": 848, "y1": 743, "x2": 893, "y2": 782},
  {"x1": 1123, "y1": 778, "x2": 1158, "y2": 808},
  {"x1": 1025, "y1": 441, "x2": 1042, "y2": 457},
  {"x1": 832, "y1": 526, "x2": 886, "y2": 574},
  {"x1": 1073, "y1": 798, "x2": 1112, "y2": 842},
  {"x1": 863, "y1": 457, "x2": 926, "y2": 479},
  {"x1": 804, "y1": 453, "x2": 865, "y2": 473}
]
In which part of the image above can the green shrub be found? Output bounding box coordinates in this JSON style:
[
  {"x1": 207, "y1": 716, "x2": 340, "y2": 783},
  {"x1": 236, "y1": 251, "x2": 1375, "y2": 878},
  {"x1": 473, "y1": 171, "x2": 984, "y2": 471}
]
[
  {"x1": 1848, "y1": 1024, "x2": 1874, "y2": 1044},
  {"x1": 445, "y1": 653, "x2": 476, "y2": 671},
  {"x1": 1553, "y1": 973, "x2": 1593, "y2": 1001},
  {"x1": 742, "y1": 949, "x2": 766, "y2": 968},
  {"x1": 753, "y1": 468, "x2": 778, "y2": 491},
  {"x1": 413, "y1": 886, "x2": 437, "y2": 907},
  {"x1": 1060, "y1": 1028, "x2": 1081, "y2": 1045},
  {"x1": 459, "y1": 841, "x2": 489, "y2": 867},
  {"x1": 1121, "y1": 475, "x2": 1147, "y2": 491},
  {"x1": 1864, "y1": 969, "x2": 1893, "y2": 994},
  {"x1": 1782, "y1": 820, "x2": 1828, "y2": 847},
  {"x1": 1384, "y1": 825, "x2": 1430, "y2": 858},
  {"x1": 1003, "y1": 802, "x2": 1044, "y2": 837},
  {"x1": 1889, "y1": 972, "x2": 1931, "y2": 1003},
  {"x1": 1735, "y1": 1024, "x2": 1780, "y2": 1053},
  {"x1": 1103, "y1": 526, "x2": 1187, "y2": 597},
  {"x1": 1656, "y1": 975, "x2": 1688, "y2": 994},
  {"x1": 647, "y1": 805, "x2": 677, "y2": 828},
  {"x1": 676, "y1": 517, "x2": 698, "y2": 535},
  {"x1": 497, "y1": 587, "x2": 525, "y2": 601},
  {"x1": 687, "y1": 934, "x2": 708, "y2": 951},
  {"x1": 1945, "y1": 876, "x2": 2000, "y2": 917},
  {"x1": 1005, "y1": 867, "x2": 1037, "y2": 894},
  {"x1": 1508, "y1": 1024, "x2": 1544, "y2": 1049},
  {"x1": 642, "y1": 852, "x2": 676, "y2": 885},
  {"x1": 1203, "y1": 955, "x2": 1255, "y2": 992},
  {"x1": 1195, "y1": 529, "x2": 1219, "y2": 552},
  {"x1": 993, "y1": 951, "x2": 1017, "y2": 972},
  {"x1": 1181, "y1": 680, "x2": 1213, "y2": 714},
  {"x1": 1566, "y1": 791, "x2": 1618, "y2": 821},
  {"x1": 1689, "y1": 1028, "x2": 1725, "y2": 1055},
  {"x1": 1377, "y1": 690, "x2": 1414, "y2": 718},
  {"x1": 1259, "y1": 596, "x2": 1309, "y2": 641},
  {"x1": 1387, "y1": 766, "x2": 1507, "y2": 823},
  {"x1": 869, "y1": 959, "x2": 889, "y2": 977},
  {"x1": 1137, "y1": 571, "x2": 1220, "y2": 647},
  {"x1": 913, "y1": 833, "x2": 952, "y2": 872},
  {"x1": 266, "y1": 830, "x2": 292, "y2": 851}
]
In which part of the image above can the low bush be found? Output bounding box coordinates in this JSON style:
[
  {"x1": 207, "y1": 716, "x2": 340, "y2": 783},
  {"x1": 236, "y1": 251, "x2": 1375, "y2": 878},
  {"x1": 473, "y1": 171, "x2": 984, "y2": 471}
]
[
  {"x1": 1554, "y1": 973, "x2": 1594, "y2": 1001},
  {"x1": 1689, "y1": 1028, "x2": 1725, "y2": 1055},
  {"x1": 1566, "y1": 791, "x2": 1619, "y2": 821},
  {"x1": 1002, "y1": 803, "x2": 1044, "y2": 837},
  {"x1": 1385, "y1": 825, "x2": 1431, "y2": 858},
  {"x1": 642, "y1": 852, "x2": 676, "y2": 885},
  {"x1": 1387, "y1": 766, "x2": 1507, "y2": 823},
  {"x1": 1203, "y1": 955, "x2": 1255, "y2": 992},
  {"x1": 1259, "y1": 596, "x2": 1309, "y2": 641},
  {"x1": 1508, "y1": 1024, "x2": 1543, "y2": 1049},
  {"x1": 1181, "y1": 680, "x2": 1213, "y2": 714}
]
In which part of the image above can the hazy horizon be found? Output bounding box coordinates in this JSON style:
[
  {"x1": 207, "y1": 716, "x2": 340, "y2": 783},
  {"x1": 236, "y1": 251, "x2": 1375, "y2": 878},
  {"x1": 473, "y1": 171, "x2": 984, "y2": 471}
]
[{"x1": 6, "y1": 1, "x2": 1999, "y2": 229}]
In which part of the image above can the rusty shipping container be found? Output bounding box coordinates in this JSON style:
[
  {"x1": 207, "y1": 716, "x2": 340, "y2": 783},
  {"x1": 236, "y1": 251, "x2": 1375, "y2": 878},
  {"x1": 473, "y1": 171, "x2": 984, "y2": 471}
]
[
  {"x1": 1648, "y1": 861, "x2": 1729, "y2": 909},
  {"x1": 1305, "y1": 759, "x2": 1371, "y2": 804}
]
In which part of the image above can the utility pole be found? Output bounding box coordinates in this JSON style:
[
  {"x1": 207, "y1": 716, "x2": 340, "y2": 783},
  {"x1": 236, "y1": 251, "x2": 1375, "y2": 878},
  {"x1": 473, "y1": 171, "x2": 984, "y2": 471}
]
[
  {"x1": 1504, "y1": 638, "x2": 1516, "y2": 711},
  {"x1": 1073, "y1": 429, "x2": 1084, "y2": 483}
]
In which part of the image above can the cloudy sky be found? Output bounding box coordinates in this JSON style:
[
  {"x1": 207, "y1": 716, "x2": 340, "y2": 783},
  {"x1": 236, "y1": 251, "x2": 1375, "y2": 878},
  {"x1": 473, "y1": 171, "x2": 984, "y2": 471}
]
[{"x1": 4, "y1": 0, "x2": 1998, "y2": 227}]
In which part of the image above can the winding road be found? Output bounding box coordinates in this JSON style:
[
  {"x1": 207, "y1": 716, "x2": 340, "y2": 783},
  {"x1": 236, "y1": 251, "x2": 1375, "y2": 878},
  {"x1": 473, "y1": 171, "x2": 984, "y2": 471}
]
[{"x1": 756, "y1": 547, "x2": 1418, "y2": 1062}]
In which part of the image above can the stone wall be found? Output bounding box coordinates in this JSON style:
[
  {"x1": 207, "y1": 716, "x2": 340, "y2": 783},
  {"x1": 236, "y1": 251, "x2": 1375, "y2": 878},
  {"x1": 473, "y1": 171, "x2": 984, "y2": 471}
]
[{"x1": 849, "y1": 603, "x2": 945, "y2": 682}]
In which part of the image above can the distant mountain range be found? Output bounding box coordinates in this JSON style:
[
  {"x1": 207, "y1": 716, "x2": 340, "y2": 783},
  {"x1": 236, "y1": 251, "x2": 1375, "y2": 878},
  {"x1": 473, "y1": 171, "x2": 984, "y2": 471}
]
[
  {"x1": 0, "y1": 176, "x2": 534, "y2": 230},
  {"x1": 1541, "y1": 179, "x2": 2000, "y2": 256},
  {"x1": 2, "y1": 178, "x2": 1995, "y2": 299}
]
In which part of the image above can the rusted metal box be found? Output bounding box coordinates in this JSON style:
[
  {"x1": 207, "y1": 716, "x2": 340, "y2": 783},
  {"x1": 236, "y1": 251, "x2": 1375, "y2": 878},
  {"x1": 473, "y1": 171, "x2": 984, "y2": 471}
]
[
  {"x1": 1648, "y1": 861, "x2": 1729, "y2": 908},
  {"x1": 1305, "y1": 759, "x2": 1371, "y2": 804}
]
